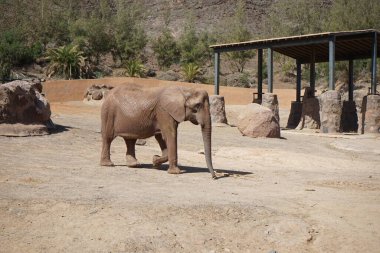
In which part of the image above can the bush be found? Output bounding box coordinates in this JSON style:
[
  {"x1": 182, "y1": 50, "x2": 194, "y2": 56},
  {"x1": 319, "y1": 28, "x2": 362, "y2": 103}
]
[
  {"x1": 182, "y1": 62, "x2": 200, "y2": 83},
  {"x1": 46, "y1": 44, "x2": 85, "y2": 79},
  {"x1": 152, "y1": 29, "x2": 180, "y2": 69},
  {"x1": 0, "y1": 29, "x2": 38, "y2": 82},
  {"x1": 125, "y1": 59, "x2": 145, "y2": 77}
]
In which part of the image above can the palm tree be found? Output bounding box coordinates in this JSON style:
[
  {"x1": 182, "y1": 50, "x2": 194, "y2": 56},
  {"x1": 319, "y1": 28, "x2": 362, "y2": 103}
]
[{"x1": 46, "y1": 45, "x2": 85, "y2": 79}]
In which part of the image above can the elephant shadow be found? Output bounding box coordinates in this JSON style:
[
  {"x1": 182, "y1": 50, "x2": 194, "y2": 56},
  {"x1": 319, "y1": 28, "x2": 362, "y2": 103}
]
[{"x1": 138, "y1": 164, "x2": 253, "y2": 179}]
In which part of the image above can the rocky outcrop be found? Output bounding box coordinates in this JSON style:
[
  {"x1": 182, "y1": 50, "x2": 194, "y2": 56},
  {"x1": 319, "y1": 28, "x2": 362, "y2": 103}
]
[
  {"x1": 261, "y1": 93, "x2": 279, "y2": 124},
  {"x1": 84, "y1": 84, "x2": 113, "y2": 102},
  {"x1": 237, "y1": 103, "x2": 280, "y2": 138},
  {"x1": 0, "y1": 80, "x2": 52, "y2": 136}
]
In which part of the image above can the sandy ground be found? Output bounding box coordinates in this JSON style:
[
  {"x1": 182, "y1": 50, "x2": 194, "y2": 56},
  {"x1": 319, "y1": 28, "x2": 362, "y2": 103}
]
[{"x1": 1, "y1": 82, "x2": 380, "y2": 252}]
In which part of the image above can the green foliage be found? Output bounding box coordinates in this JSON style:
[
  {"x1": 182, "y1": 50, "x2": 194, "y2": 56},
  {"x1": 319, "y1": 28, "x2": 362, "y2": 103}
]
[
  {"x1": 125, "y1": 59, "x2": 145, "y2": 77},
  {"x1": 152, "y1": 8, "x2": 180, "y2": 70},
  {"x1": 0, "y1": 29, "x2": 39, "y2": 82},
  {"x1": 113, "y1": 1, "x2": 147, "y2": 64},
  {"x1": 182, "y1": 63, "x2": 200, "y2": 83},
  {"x1": 46, "y1": 44, "x2": 85, "y2": 79},
  {"x1": 178, "y1": 15, "x2": 215, "y2": 66},
  {"x1": 265, "y1": 0, "x2": 329, "y2": 37},
  {"x1": 326, "y1": 0, "x2": 380, "y2": 31},
  {"x1": 152, "y1": 29, "x2": 180, "y2": 69},
  {"x1": 222, "y1": 0, "x2": 255, "y2": 73},
  {"x1": 70, "y1": 18, "x2": 112, "y2": 64}
]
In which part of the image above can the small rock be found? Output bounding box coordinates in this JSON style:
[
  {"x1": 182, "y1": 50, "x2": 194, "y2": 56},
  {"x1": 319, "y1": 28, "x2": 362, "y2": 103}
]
[{"x1": 136, "y1": 139, "x2": 147, "y2": 146}]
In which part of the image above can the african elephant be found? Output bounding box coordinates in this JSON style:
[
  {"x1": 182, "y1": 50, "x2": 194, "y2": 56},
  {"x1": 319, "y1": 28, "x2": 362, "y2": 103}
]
[{"x1": 100, "y1": 84, "x2": 216, "y2": 178}]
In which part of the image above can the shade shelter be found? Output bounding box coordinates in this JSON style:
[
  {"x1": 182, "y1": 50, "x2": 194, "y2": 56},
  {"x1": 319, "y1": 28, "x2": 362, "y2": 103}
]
[{"x1": 210, "y1": 29, "x2": 379, "y2": 102}]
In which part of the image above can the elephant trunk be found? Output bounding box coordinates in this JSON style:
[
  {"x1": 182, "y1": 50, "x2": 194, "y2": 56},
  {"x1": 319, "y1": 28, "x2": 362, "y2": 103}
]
[{"x1": 201, "y1": 114, "x2": 216, "y2": 179}]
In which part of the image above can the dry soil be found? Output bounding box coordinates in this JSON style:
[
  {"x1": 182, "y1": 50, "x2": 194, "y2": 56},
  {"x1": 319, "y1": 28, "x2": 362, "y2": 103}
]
[{"x1": 0, "y1": 81, "x2": 380, "y2": 253}]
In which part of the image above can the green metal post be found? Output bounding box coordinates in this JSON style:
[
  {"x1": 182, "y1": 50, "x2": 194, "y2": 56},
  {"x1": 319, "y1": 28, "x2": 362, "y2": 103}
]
[
  {"x1": 349, "y1": 59, "x2": 354, "y2": 101},
  {"x1": 267, "y1": 48, "x2": 273, "y2": 93},
  {"x1": 257, "y1": 49, "x2": 263, "y2": 100},
  {"x1": 371, "y1": 32, "x2": 377, "y2": 94},
  {"x1": 329, "y1": 36, "x2": 336, "y2": 90},
  {"x1": 296, "y1": 60, "x2": 302, "y2": 102},
  {"x1": 310, "y1": 47, "x2": 316, "y2": 97},
  {"x1": 214, "y1": 52, "x2": 220, "y2": 95}
]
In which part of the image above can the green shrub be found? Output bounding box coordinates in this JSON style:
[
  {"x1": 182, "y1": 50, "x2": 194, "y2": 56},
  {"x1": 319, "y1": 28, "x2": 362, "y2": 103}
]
[
  {"x1": 125, "y1": 59, "x2": 145, "y2": 77},
  {"x1": 152, "y1": 29, "x2": 180, "y2": 69},
  {"x1": 46, "y1": 44, "x2": 85, "y2": 79},
  {"x1": 182, "y1": 62, "x2": 200, "y2": 83}
]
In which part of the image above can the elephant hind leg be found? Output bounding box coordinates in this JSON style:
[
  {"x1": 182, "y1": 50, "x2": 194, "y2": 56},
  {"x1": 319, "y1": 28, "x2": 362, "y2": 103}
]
[
  {"x1": 100, "y1": 136, "x2": 115, "y2": 166},
  {"x1": 152, "y1": 133, "x2": 168, "y2": 168},
  {"x1": 124, "y1": 138, "x2": 141, "y2": 168}
]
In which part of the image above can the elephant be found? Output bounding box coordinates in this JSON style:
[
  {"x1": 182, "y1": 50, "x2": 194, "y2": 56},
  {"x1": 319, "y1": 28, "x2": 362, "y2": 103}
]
[{"x1": 100, "y1": 84, "x2": 216, "y2": 178}]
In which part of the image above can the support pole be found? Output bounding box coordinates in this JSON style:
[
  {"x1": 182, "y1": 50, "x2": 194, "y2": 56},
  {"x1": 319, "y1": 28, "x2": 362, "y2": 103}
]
[
  {"x1": 257, "y1": 49, "x2": 263, "y2": 101},
  {"x1": 310, "y1": 47, "x2": 316, "y2": 97},
  {"x1": 329, "y1": 36, "x2": 336, "y2": 90},
  {"x1": 348, "y1": 59, "x2": 354, "y2": 101},
  {"x1": 267, "y1": 48, "x2": 273, "y2": 93},
  {"x1": 214, "y1": 52, "x2": 220, "y2": 95},
  {"x1": 371, "y1": 32, "x2": 377, "y2": 95},
  {"x1": 296, "y1": 60, "x2": 302, "y2": 102}
]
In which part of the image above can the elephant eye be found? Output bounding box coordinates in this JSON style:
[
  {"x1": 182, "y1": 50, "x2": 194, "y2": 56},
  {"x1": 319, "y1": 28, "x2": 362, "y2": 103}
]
[{"x1": 192, "y1": 103, "x2": 202, "y2": 112}]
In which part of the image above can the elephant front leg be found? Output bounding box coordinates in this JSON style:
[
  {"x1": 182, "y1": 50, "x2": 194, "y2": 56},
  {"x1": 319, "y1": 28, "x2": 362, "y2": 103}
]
[
  {"x1": 152, "y1": 133, "x2": 168, "y2": 169},
  {"x1": 124, "y1": 138, "x2": 141, "y2": 168}
]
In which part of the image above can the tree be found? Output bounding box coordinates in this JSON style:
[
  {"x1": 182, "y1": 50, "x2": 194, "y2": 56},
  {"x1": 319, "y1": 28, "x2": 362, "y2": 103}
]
[
  {"x1": 46, "y1": 44, "x2": 85, "y2": 79},
  {"x1": 152, "y1": 7, "x2": 180, "y2": 69},
  {"x1": 222, "y1": 0, "x2": 255, "y2": 73},
  {"x1": 112, "y1": 1, "x2": 147, "y2": 64}
]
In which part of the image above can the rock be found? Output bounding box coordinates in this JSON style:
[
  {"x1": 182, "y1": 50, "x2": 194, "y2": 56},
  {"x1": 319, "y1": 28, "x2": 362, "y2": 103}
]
[
  {"x1": 354, "y1": 90, "x2": 368, "y2": 134},
  {"x1": 136, "y1": 139, "x2": 147, "y2": 146},
  {"x1": 286, "y1": 101, "x2": 302, "y2": 129},
  {"x1": 146, "y1": 69, "x2": 156, "y2": 77},
  {"x1": 319, "y1": 90, "x2": 342, "y2": 133},
  {"x1": 209, "y1": 95, "x2": 228, "y2": 124},
  {"x1": 157, "y1": 70, "x2": 180, "y2": 81},
  {"x1": 261, "y1": 93, "x2": 279, "y2": 124},
  {"x1": 83, "y1": 84, "x2": 113, "y2": 103},
  {"x1": 363, "y1": 95, "x2": 380, "y2": 134},
  {"x1": 91, "y1": 90, "x2": 103, "y2": 100},
  {"x1": 0, "y1": 80, "x2": 52, "y2": 136},
  {"x1": 297, "y1": 87, "x2": 320, "y2": 130},
  {"x1": 237, "y1": 103, "x2": 280, "y2": 138}
]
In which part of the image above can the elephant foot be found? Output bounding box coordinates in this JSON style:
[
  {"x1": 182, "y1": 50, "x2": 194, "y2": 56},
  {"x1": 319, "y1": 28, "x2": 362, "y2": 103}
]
[
  {"x1": 152, "y1": 155, "x2": 167, "y2": 169},
  {"x1": 100, "y1": 159, "x2": 114, "y2": 167},
  {"x1": 167, "y1": 166, "x2": 184, "y2": 174},
  {"x1": 126, "y1": 155, "x2": 141, "y2": 168}
]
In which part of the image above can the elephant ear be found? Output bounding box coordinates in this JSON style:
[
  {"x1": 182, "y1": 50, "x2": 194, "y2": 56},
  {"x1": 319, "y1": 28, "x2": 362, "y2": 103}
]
[{"x1": 159, "y1": 86, "x2": 188, "y2": 123}]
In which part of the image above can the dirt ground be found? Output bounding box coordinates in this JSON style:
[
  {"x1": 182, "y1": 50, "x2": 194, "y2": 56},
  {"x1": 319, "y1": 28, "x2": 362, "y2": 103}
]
[{"x1": 1, "y1": 81, "x2": 380, "y2": 253}]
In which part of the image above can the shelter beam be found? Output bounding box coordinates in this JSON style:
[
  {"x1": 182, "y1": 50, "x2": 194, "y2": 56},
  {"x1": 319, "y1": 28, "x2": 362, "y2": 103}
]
[
  {"x1": 348, "y1": 59, "x2": 354, "y2": 101},
  {"x1": 296, "y1": 60, "x2": 302, "y2": 102},
  {"x1": 257, "y1": 49, "x2": 263, "y2": 100}
]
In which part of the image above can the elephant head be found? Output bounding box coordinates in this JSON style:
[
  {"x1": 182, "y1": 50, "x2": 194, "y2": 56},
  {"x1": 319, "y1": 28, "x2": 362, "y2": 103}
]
[{"x1": 160, "y1": 86, "x2": 216, "y2": 178}]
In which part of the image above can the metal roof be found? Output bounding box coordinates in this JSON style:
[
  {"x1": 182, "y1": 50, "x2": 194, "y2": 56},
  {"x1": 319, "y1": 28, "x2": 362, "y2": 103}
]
[{"x1": 210, "y1": 29, "x2": 380, "y2": 64}]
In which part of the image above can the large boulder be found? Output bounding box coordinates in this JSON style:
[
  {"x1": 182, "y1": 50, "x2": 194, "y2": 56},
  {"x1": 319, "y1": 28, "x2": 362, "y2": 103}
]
[
  {"x1": 0, "y1": 80, "x2": 52, "y2": 136},
  {"x1": 237, "y1": 103, "x2": 280, "y2": 138}
]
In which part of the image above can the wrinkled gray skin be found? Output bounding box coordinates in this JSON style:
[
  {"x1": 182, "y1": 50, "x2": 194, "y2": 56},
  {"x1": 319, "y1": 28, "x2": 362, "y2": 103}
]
[{"x1": 100, "y1": 85, "x2": 216, "y2": 178}]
